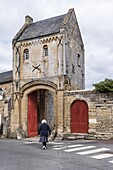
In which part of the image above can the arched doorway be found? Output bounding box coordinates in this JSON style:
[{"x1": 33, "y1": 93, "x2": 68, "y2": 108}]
[
  {"x1": 28, "y1": 89, "x2": 55, "y2": 137},
  {"x1": 70, "y1": 100, "x2": 88, "y2": 133},
  {"x1": 28, "y1": 91, "x2": 38, "y2": 137}
]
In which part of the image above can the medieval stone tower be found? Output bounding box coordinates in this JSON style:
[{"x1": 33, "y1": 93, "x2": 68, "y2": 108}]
[
  {"x1": 10, "y1": 8, "x2": 84, "y2": 137},
  {"x1": 0, "y1": 8, "x2": 85, "y2": 138}
]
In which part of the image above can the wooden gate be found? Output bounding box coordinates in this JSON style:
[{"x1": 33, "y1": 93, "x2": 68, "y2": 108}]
[
  {"x1": 71, "y1": 100, "x2": 88, "y2": 133},
  {"x1": 28, "y1": 91, "x2": 38, "y2": 137}
]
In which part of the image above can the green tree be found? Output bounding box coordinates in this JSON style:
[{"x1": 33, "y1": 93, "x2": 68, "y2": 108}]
[{"x1": 93, "y1": 78, "x2": 113, "y2": 93}]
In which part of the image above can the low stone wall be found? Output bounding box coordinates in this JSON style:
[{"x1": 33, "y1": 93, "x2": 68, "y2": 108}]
[
  {"x1": 0, "y1": 82, "x2": 12, "y2": 137},
  {"x1": 1, "y1": 85, "x2": 113, "y2": 140},
  {"x1": 64, "y1": 90, "x2": 113, "y2": 140}
]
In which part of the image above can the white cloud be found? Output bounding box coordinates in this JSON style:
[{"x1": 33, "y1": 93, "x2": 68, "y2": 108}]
[{"x1": 0, "y1": 0, "x2": 113, "y2": 89}]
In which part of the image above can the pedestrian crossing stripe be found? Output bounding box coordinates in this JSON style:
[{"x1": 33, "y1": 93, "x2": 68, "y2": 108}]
[
  {"x1": 24, "y1": 141, "x2": 38, "y2": 144},
  {"x1": 54, "y1": 145, "x2": 64, "y2": 148},
  {"x1": 54, "y1": 144, "x2": 83, "y2": 150},
  {"x1": 76, "y1": 148, "x2": 110, "y2": 155},
  {"x1": 64, "y1": 145, "x2": 96, "y2": 152},
  {"x1": 53, "y1": 143, "x2": 113, "y2": 163},
  {"x1": 50, "y1": 142, "x2": 64, "y2": 145},
  {"x1": 91, "y1": 153, "x2": 113, "y2": 159},
  {"x1": 109, "y1": 160, "x2": 113, "y2": 163}
]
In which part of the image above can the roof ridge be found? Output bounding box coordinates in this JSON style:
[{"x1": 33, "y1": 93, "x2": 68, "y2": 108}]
[
  {"x1": 32, "y1": 13, "x2": 66, "y2": 25},
  {"x1": 0, "y1": 70, "x2": 13, "y2": 74},
  {"x1": 17, "y1": 13, "x2": 67, "y2": 41}
]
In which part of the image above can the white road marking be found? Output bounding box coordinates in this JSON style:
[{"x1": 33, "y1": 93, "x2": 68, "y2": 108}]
[
  {"x1": 24, "y1": 141, "x2": 64, "y2": 145},
  {"x1": 67, "y1": 144, "x2": 83, "y2": 148},
  {"x1": 53, "y1": 142, "x2": 64, "y2": 145},
  {"x1": 91, "y1": 153, "x2": 113, "y2": 159},
  {"x1": 64, "y1": 145, "x2": 96, "y2": 152},
  {"x1": 50, "y1": 142, "x2": 64, "y2": 145},
  {"x1": 54, "y1": 146, "x2": 68, "y2": 150},
  {"x1": 54, "y1": 145, "x2": 64, "y2": 148},
  {"x1": 53, "y1": 143, "x2": 113, "y2": 164},
  {"x1": 76, "y1": 148, "x2": 110, "y2": 155},
  {"x1": 24, "y1": 141, "x2": 38, "y2": 144},
  {"x1": 54, "y1": 144, "x2": 83, "y2": 150}
]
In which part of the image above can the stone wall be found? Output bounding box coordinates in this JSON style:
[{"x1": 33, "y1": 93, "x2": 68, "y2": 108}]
[
  {"x1": 63, "y1": 9, "x2": 85, "y2": 90},
  {"x1": 64, "y1": 90, "x2": 113, "y2": 139},
  {"x1": 1, "y1": 83, "x2": 113, "y2": 140},
  {"x1": 13, "y1": 34, "x2": 65, "y2": 91},
  {"x1": 0, "y1": 82, "x2": 12, "y2": 115},
  {"x1": 0, "y1": 82, "x2": 12, "y2": 137}
]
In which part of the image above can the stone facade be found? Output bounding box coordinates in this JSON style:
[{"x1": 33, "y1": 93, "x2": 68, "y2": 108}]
[
  {"x1": 10, "y1": 8, "x2": 85, "y2": 137},
  {"x1": 0, "y1": 81, "x2": 12, "y2": 137},
  {"x1": 64, "y1": 90, "x2": 113, "y2": 139}
]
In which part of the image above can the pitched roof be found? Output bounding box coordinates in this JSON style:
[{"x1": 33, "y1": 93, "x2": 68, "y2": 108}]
[
  {"x1": 18, "y1": 14, "x2": 66, "y2": 41},
  {"x1": 0, "y1": 70, "x2": 13, "y2": 84}
]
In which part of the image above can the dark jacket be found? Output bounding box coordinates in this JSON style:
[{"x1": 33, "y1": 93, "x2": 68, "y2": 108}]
[{"x1": 38, "y1": 123, "x2": 51, "y2": 137}]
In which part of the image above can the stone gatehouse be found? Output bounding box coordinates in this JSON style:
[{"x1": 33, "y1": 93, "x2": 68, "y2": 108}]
[{"x1": 0, "y1": 8, "x2": 113, "y2": 140}]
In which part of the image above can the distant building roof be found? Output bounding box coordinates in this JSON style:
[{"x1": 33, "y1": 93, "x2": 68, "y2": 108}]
[
  {"x1": 18, "y1": 14, "x2": 66, "y2": 41},
  {"x1": 0, "y1": 70, "x2": 13, "y2": 84}
]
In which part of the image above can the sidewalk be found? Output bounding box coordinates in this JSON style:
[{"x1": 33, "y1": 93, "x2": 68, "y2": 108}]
[
  {"x1": 23, "y1": 136, "x2": 40, "y2": 142},
  {"x1": 22, "y1": 136, "x2": 63, "y2": 144}
]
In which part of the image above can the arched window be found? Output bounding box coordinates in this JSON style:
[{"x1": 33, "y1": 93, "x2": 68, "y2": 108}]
[
  {"x1": 43, "y1": 45, "x2": 48, "y2": 56},
  {"x1": 23, "y1": 49, "x2": 29, "y2": 60},
  {"x1": 0, "y1": 88, "x2": 4, "y2": 100}
]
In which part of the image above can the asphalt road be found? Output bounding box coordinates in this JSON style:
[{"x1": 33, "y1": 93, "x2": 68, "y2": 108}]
[{"x1": 0, "y1": 139, "x2": 113, "y2": 170}]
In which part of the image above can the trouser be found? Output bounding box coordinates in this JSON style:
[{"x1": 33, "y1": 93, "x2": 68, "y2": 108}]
[{"x1": 43, "y1": 142, "x2": 46, "y2": 147}]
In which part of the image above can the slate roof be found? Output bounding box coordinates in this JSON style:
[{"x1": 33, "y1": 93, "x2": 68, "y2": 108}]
[
  {"x1": 0, "y1": 70, "x2": 13, "y2": 84},
  {"x1": 18, "y1": 14, "x2": 66, "y2": 41}
]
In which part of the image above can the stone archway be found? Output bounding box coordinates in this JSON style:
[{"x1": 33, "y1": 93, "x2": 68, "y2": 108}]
[
  {"x1": 70, "y1": 100, "x2": 88, "y2": 133},
  {"x1": 28, "y1": 91, "x2": 38, "y2": 137},
  {"x1": 20, "y1": 81, "x2": 57, "y2": 137},
  {"x1": 28, "y1": 89, "x2": 55, "y2": 137}
]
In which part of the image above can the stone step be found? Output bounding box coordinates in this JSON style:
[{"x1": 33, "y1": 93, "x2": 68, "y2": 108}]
[{"x1": 62, "y1": 133, "x2": 96, "y2": 140}]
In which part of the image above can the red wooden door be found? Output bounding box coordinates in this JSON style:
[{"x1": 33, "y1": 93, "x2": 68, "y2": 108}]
[
  {"x1": 28, "y1": 91, "x2": 38, "y2": 137},
  {"x1": 71, "y1": 100, "x2": 88, "y2": 133}
]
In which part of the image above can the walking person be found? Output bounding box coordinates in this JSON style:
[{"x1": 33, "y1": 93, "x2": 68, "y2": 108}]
[{"x1": 38, "y1": 119, "x2": 51, "y2": 150}]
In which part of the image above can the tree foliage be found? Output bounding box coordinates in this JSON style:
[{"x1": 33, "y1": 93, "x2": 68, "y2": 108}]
[{"x1": 93, "y1": 78, "x2": 113, "y2": 93}]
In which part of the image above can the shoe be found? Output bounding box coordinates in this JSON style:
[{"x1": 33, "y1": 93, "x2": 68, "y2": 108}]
[{"x1": 42, "y1": 146, "x2": 46, "y2": 150}]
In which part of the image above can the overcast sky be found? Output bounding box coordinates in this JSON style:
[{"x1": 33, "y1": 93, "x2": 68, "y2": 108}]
[{"x1": 0, "y1": 0, "x2": 113, "y2": 90}]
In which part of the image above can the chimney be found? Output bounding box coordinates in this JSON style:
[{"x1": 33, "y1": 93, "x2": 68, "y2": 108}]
[{"x1": 25, "y1": 15, "x2": 33, "y2": 25}]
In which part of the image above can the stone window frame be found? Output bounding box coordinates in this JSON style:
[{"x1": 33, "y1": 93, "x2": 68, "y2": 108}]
[
  {"x1": 0, "y1": 88, "x2": 4, "y2": 101},
  {"x1": 43, "y1": 45, "x2": 48, "y2": 56},
  {"x1": 23, "y1": 48, "x2": 29, "y2": 60}
]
